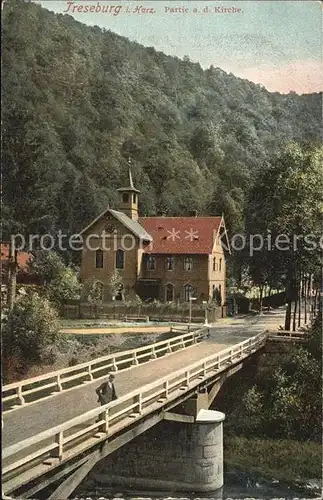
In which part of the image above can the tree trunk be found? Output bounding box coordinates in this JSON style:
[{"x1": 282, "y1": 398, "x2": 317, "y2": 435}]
[
  {"x1": 268, "y1": 287, "x2": 272, "y2": 311},
  {"x1": 313, "y1": 288, "x2": 318, "y2": 319},
  {"x1": 292, "y1": 297, "x2": 298, "y2": 332},
  {"x1": 285, "y1": 299, "x2": 292, "y2": 331},
  {"x1": 298, "y1": 275, "x2": 302, "y2": 328},
  {"x1": 284, "y1": 275, "x2": 293, "y2": 331},
  {"x1": 304, "y1": 275, "x2": 308, "y2": 324},
  {"x1": 7, "y1": 242, "x2": 17, "y2": 311},
  {"x1": 259, "y1": 286, "x2": 264, "y2": 314},
  {"x1": 309, "y1": 274, "x2": 314, "y2": 321}
]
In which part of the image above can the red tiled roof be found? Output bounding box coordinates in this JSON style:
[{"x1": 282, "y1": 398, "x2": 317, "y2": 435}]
[
  {"x1": 139, "y1": 217, "x2": 223, "y2": 254},
  {"x1": 0, "y1": 244, "x2": 31, "y2": 271}
]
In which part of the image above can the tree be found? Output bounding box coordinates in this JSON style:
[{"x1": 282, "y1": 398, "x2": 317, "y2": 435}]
[
  {"x1": 47, "y1": 267, "x2": 82, "y2": 307},
  {"x1": 107, "y1": 270, "x2": 124, "y2": 300},
  {"x1": 80, "y1": 279, "x2": 104, "y2": 317},
  {"x1": 245, "y1": 144, "x2": 323, "y2": 327},
  {"x1": 224, "y1": 315, "x2": 322, "y2": 442},
  {"x1": 30, "y1": 251, "x2": 82, "y2": 307},
  {"x1": 2, "y1": 293, "x2": 59, "y2": 375},
  {"x1": 30, "y1": 250, "x2": 66, "y2": 284},
  {"x1": 81, "y1": 279, "x2": 103, "y2": 304}
]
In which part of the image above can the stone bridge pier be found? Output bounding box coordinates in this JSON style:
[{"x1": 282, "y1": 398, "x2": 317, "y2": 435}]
[{"x1": 83, "y1": 406, "x2": 225, "y2": 494}]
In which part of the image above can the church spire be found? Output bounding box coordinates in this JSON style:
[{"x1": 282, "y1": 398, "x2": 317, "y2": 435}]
[
  {"x1": 117, "y1": 157, "x2": 140, "y2": 220},
  {"x1": 128, "y1": 157, "x2": 135, "y2": 189}
]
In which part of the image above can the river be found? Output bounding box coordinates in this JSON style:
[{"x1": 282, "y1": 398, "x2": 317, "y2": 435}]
[{"x1": 71, "y1": 469, "x2": 322, "y2": 499}]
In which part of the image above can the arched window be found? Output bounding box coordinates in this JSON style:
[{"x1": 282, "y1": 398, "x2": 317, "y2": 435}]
[
  {"x1": 213, "y1": 257, "x2": 216, "y2": 271},
  {"x1": 165, "y1": 256, "x2": 174, "y2": 271},
  {"x1": 219, "y1": 258, "x2": 222, "y2": 272},
  {"x1": 165, "y1": 283, "x2": 174, "y2": 302},
  {"x1": 115, "y1": 249, "x2": 125, "y2": 270},
  {"x1": 214, "y1": 286, "x2": 221, "y2": 305},
  {"x1": 184, "y1": 256, "x2": 193, "y2": 271},
  {"x1": 184, "y1": 284, "x2": 194, "y2": 302},
  {"x1": 114, "y1": 283, "x2": 124, "y2": 301},
  {"x1": 122, "y1": 193, "x2": 129, "y2": 203},
  {"x1": 133, "y1": 193, "x2": 137, "y2": 204},
  {"x1": 95, "y1": 249, "x2": 104, "y2": 269},
  {"x1": 147, "y1": 255, "x2": 156, "y2": 271}
]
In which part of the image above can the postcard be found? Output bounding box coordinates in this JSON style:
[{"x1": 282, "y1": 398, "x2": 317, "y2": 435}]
[{"x1": 2, "y1": 1, "x2": 322, "y2": 499}]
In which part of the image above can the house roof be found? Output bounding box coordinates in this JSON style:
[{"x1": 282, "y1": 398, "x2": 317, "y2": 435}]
[
  {"x1": 138, "y1": 217, "x2": 225, "y2": 254},
  {"x1": 0, "y1": 244, "x2": 31, "y2": 271},
  {"x1": 79, "y1": 209, "x2": 152, "y2": 242},
  {"x1": 109, "y1": 209, "x2": 152, "y2": 241}
]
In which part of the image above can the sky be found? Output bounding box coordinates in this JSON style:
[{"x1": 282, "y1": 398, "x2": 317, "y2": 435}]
[{"x1": 37, "y1": 0, "x2": 322, "y2": 94}]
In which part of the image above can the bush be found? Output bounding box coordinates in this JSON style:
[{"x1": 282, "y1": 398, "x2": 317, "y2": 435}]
[
  {"x1": 68, "y1": 356, "x2": 79, "y2": 366},
  {"x1": 3, "y1": 293, "x2": 59, "y2": 366}
]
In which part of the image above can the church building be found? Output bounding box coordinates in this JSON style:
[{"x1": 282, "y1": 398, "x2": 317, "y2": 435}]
[{"x1": 79, "y1": 170, "x2": 229, "y2": 304}]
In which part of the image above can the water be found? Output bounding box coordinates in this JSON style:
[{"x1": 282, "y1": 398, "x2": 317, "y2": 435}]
[{"x1": 71, "y1": 470, "x2": 322, "y2": 500}]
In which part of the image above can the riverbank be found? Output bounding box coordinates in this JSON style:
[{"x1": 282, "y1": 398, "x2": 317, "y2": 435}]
[
  {"x1": 13, "y1": 329, "x2": 176, "y2": 381},
  {"x1": 224, "y1": 436, "x2": 321, "y2": 491}
]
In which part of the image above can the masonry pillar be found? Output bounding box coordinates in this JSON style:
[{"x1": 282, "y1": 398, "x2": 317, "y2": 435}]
[
  {"x1": 85, "y1": 409, "x2": 225, "y2": 494},
  {"x1": 192, "y1": 409, "x2": 225, "y2": 491}
]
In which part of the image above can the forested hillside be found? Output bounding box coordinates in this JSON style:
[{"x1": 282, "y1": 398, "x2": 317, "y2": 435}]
[{"x1": 2, "y1": 0, "x2": 322, "y2": 239}]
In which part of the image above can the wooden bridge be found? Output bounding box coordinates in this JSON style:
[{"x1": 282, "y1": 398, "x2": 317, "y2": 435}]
[{"x1": 2, "y1": 310, "x2": 296, "y2": 498}]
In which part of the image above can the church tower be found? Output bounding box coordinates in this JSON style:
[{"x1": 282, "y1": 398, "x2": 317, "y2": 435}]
[{"x1": 117, "y1": 159, "x2": 140, "y2": 221}]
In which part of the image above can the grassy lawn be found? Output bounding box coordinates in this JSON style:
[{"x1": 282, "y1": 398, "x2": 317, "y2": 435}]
[
  {"x1": 57, "y1": 319, "x2": 203, "y2": 332},
  {"x1": 224, "y1": 436, "x2": 322, "y2": 483},
  {"x1": 58, "y1": 319, "x2": 138, "y2": 329}
]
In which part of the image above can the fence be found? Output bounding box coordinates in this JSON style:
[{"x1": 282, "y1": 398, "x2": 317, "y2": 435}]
[
  {"x1": 2, "y1": 328, "x2": 205, "y2": 412},
  {"x1": 2, "y1": 329, "x2": 268, "y2": 494},
  {"x1": 61, "y1": 302, "x2": 227, "y2": 321}
]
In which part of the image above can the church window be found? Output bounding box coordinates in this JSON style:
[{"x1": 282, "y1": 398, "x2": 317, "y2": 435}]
[
  {"x1": 116, "y1": 249, "x2": 125, "y2": 270},
  {"x1": 95, "y1": 249, "x2": 104, "y2": 269},
  {"x1": 184, "y1": 256, "x2": 193, "y2": 271},
  {"x1": 165, "y1": 283, "x2": 174, "y2": 302},
  {"x1": 184, "y1": 284, "x2": 194, "y2": 302}
]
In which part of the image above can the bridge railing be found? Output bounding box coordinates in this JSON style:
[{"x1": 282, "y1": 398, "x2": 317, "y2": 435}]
[
  {"x1": 2, "y1": 328, "x2": 205, "y2": 412},
  {"x1": 2, "y1": 329, "x2": 268, "y2": 488}
]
